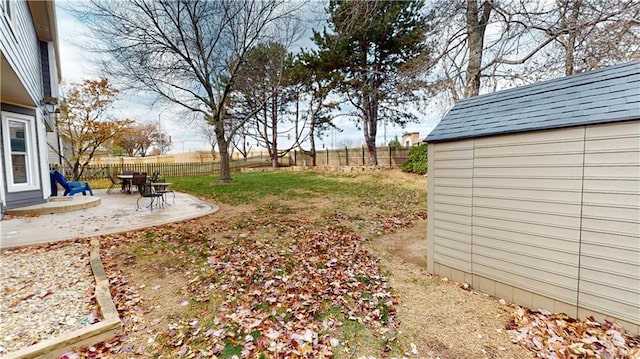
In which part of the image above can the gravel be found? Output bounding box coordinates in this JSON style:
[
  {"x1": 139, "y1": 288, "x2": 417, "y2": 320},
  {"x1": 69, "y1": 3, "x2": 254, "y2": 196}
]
[{"x1": 0, "y1": 242, "x2": 99, "y2": 355}]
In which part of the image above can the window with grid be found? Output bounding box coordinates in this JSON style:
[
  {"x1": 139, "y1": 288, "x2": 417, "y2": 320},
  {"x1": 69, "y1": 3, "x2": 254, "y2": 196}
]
[
  {"x1": 9, "y1": 120, "x2": 28, "y2": 184},
  {"x1": 1, "y1": 0, "x2": 13, "y2": 22},
  {"x1": 2, "y1": 112, "x2": 39, "y2": 191}
]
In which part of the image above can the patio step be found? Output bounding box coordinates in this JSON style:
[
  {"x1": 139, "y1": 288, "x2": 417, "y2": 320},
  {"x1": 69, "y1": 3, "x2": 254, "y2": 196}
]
[{"x1": 5, "y1": 196, "x2": 101, "y2": 216}]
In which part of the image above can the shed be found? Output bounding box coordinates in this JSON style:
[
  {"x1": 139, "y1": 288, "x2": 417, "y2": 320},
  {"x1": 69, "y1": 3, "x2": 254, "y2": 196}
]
[{"x1": 425, "y1": 61, "x2": 640, "y2": 332}]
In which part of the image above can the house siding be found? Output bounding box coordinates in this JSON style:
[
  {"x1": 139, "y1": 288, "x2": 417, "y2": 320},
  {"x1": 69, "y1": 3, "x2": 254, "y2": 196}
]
[
  {"x1": 1, "y1": 1, "x2": 60, "y2": 211},
  {"x1": 0, "y1": 0, "x2": 42, "y2": 106},
  {"x1": 427, "y1": 121, "x2": 640, "y2": 332},
  {"x1": 5, "y1": 189, "x2": 44, "y2": 209}
]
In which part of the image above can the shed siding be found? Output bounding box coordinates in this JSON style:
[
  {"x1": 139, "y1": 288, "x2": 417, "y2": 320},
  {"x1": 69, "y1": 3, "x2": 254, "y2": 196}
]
[
  {"x1": 578, "y1": 121, "x2": 640, "y2": 325},
  {"x1": 472, "y1": 129, "x2": 583, "y2": 304},
  {"x1": 427, "y1": 120, "x2": 640, "y2": 330},
  {"x1": 431, "y1": 140, "x2": 473, "y2": 273}
]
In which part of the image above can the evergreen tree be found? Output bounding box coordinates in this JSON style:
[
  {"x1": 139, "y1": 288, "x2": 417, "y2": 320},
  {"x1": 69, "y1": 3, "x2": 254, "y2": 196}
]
[{"x1": 312, "y1": 0, "x2": 429, "y2": 165}]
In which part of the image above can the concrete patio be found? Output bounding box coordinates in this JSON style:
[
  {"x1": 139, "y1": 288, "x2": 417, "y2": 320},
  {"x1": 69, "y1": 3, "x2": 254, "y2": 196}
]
[{"x1": 0, "y1": 189, "x2": 218, "y2": 249}]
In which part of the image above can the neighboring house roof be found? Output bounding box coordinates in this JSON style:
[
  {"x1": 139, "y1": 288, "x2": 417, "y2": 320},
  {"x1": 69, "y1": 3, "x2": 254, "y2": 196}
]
[{"x1": 426, "y1": 61, "x2": 640, "y2": 143}]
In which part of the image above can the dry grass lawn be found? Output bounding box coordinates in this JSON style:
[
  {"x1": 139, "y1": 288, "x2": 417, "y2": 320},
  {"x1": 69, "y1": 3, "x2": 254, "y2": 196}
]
[{"x1": 90, "y1": 169, "x2": 535, "y2": 358}]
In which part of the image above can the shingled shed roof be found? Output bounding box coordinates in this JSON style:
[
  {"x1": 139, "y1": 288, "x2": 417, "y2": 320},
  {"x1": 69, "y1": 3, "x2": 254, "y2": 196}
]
[{"x1": 426, "y1": 61, "x2": 640, "y2": 143}]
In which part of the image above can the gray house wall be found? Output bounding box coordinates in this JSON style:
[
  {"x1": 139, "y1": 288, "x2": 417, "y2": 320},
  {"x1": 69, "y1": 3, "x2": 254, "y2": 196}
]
[
  {"x1": 1, "y1": 1, "x2": 60, "y2": 211},
  {"x1": 1, "y1": 1, "x2": 43, "y2": 103}
]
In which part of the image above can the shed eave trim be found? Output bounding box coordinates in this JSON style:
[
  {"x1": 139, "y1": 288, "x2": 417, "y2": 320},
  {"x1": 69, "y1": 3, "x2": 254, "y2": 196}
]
[{"x1": 425, "y1": 116, "x2": 640, "y2": 143}]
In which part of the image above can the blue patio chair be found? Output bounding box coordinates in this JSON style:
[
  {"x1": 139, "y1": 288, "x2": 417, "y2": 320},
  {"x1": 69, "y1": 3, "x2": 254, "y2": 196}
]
[{"x1": 52, "y1": 170, "x2": 94, "y2": 196}]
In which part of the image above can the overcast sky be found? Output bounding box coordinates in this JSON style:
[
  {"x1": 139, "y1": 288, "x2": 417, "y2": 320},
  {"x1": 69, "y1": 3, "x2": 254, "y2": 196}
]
[{"x1": 55, "y1": 2, "x2": 438, "y2": 154}]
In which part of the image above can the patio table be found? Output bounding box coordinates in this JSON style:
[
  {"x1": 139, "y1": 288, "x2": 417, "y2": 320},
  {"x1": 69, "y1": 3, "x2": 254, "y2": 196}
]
[{"x1": 117, "y1": 174, "x2": 133, "y2": 193}]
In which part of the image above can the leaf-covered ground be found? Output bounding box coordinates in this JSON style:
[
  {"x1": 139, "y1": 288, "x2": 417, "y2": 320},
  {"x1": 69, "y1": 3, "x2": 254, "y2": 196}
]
[{"x1": 73, "y1": 170, "x2": 638, "y2": 359}]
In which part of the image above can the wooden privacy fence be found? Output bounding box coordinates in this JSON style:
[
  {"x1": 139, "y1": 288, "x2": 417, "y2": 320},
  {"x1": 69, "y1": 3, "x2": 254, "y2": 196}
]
[
  {"x1": 72, "y1": 157, "x2": 279, "y2": 181},
  {"x1": 292, "y1": 146, "x2": 409, "y2": 167},
  {"x1": 92, "y1": 150, "x2": 280, "y2": 165},
  {"x1": 71, "y1": 146, "x2": 410, "y2": 180},
  {"x1": 73, "y1": 162, "x2": 221, "y2": 181}
]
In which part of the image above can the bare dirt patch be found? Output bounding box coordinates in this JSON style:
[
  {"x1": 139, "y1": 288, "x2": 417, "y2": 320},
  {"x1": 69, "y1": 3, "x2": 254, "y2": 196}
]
[
  {"x1": 123, "y1": 269, "x2": 197, "y2": 355},
  {"x1": 369, "y1": 222, "x2": 533, "y2": 359},
  {"x1": 372, "y1": 220, "x2": 428, "y2": 268}
]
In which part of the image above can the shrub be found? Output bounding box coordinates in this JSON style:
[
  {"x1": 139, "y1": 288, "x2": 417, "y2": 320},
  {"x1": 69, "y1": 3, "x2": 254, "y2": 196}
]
[
  {"x1": 388, "y1": 136, "x2": 401, "y2": 149},
  {"x1": 402, "y1": 144, "x2": 428, "y2": 175}
]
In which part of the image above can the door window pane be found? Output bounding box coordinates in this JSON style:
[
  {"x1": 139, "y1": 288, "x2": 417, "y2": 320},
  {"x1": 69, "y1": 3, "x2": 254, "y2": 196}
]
[
  {"x1": 11, "y1": 154, "x2": 27, "y2": 183},
  {"x1": 10, "y1": 121, "x2": 26, "y2": 152}
]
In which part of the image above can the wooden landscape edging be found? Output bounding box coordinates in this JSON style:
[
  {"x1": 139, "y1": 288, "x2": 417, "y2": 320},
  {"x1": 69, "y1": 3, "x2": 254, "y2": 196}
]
[{"x1": 4, "y1": 240, "x2": 122, "y2": 359}]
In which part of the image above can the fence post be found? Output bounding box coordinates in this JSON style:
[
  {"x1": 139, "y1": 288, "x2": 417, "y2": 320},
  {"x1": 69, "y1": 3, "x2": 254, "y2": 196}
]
[
  {"x1": 362, "y1": 147, "x2": 365, "y2": 166},
  {"x1": 345, "y1": 146, "x2": 349, "y2": 166},
  {"x1": 389, "y1": 146, "x2": 392, "y2": 167},
  {"x1": 326, "y1": 148, "x2": 329, "y2": 166}
]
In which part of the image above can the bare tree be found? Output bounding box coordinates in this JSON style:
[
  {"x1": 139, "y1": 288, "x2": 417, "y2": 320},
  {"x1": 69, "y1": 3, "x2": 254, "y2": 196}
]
[
  {"x1": 76, "y1": 0, "x2": 304, "y2": 182},
  {"x1": 149, "y1": 129, "x2": 172, "y2": 156},
  {"x1": 502, "y1": 0, "x2": 640, "y2": 77},
  {"x1": 232, "y1": 42, "x2": 293, "y2": 167},
  {"x1": 464, "y1": 0, "x2": 493, "y2": 98},
  {"x1": 427, "y1": 0, "x2": 639, "y2": 103},
  {"x1": 112, "y1": 122, "x2": 156, "y2": 157},
  {"x1": 198, "y1": 122, "x2": 217, "y2": 161},
  {"x1": 289, "y1": 52, "x2": 343, "y2": 166},
  {"x1": 231, "y1": 122, "x2": 254, "y2": 160}
]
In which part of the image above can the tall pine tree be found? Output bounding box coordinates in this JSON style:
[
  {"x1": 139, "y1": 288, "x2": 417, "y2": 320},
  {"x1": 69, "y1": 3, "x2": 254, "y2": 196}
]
[{"x1": 313, "y1": 0, "x2": 429, "y2": 165}]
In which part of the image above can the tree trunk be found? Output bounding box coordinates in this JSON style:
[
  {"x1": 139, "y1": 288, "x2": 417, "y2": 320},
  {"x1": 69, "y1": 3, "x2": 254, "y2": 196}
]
[
  {"x1": 565, "y1": 0, "x2": 582, "y2": 76},
  {"x1": 271, "y1": 123, "x2": 278, "y2": 167},
  {"x1": 215, "y1": 119, "x2": 233, "y2": 182},
  {"x1": 309, "y1": 120, "x2": 317, "y2": 167},
  {"x1": 362, "y1": 93, "x2": 378, "y2": 166},
  {"x1": 271, "y1": 143, "x2": 279, "y2": 167},
  {"x1": 72, "y1": 161, "x2": 81, "y2": 181},
  {"x1": 271, "y1": 95, "x2": 279, "y2": 168},
  {"x1": 364, "y1": 135, "x2": 377, "y2": 166},
  {"x1": 464, "y1": 0, "x2": 492, "y2": 98}
]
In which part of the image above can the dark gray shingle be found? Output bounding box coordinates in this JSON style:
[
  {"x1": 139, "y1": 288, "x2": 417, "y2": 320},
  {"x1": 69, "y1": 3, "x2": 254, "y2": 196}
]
[{"x1": 426, "y1": 62, "x2": 640, "y2": 143}]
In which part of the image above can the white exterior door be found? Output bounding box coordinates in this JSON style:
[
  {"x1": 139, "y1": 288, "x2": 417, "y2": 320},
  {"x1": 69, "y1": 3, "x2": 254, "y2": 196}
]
[{"x1": 2, "y1": 111, "x2": 40, "y2": 193}]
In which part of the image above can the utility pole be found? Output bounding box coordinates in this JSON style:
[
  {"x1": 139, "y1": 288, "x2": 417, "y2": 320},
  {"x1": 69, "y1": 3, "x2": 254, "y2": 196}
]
[
  {"x1": 158, "y1": 113, "x2": 163, "y2": 155},
  {"x1": 158, "y1": 108, "x2": 168, "y2": 155},
  {"x1": 383, "y1": 118, "x2": 387, "y2": 145}
]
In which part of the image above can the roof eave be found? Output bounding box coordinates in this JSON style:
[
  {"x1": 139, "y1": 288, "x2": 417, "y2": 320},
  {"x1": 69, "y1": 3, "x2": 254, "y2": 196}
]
[{"x1": 28, "y1": 1, "x2": 62, "y2": 82}]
